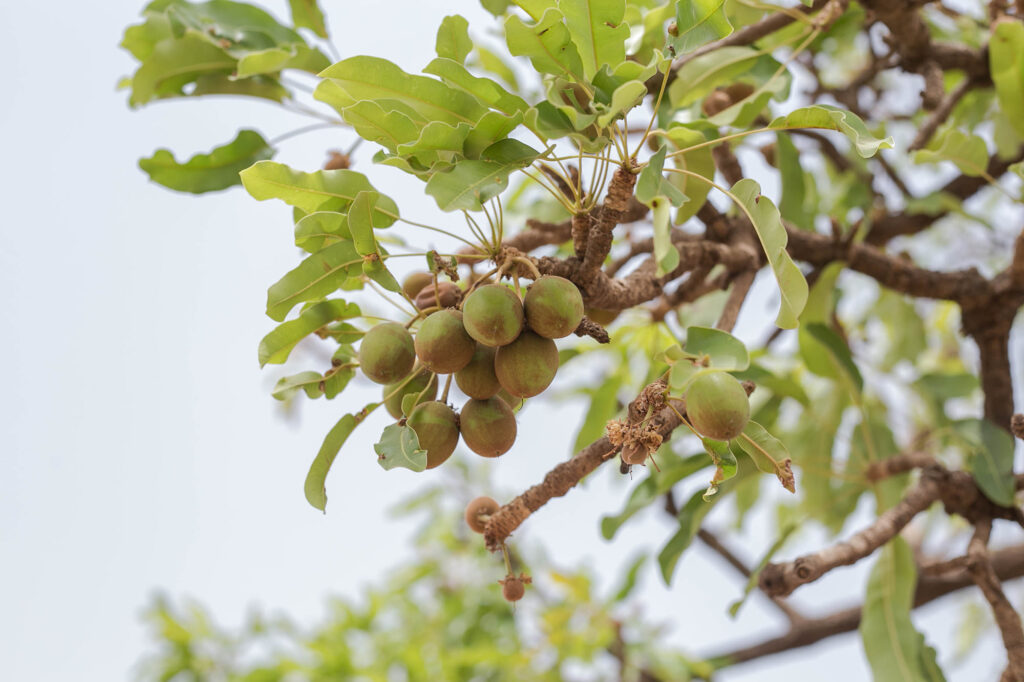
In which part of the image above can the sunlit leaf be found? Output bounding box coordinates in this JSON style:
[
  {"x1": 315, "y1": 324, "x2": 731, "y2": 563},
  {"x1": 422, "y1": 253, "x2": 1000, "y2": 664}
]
[
  {"x1": 305, "y1": 405, "x2": 377, "y2": 510},
  {"x1": 374, "y1": 424, "x2": 428, "y2": 472},
  {"x1": 671, "y1": 0, "x2": 733, "y2": 54},
  {"x1": 258, "y1": 299, "x2": 360, "y2": 366},
  {"x1": 435, "y1": 14, "x2": 473, "y2": 64},
  {"x1": 288, "y1": 0, "x2": 328, "y2": 38},
  {"x1": 683, "y1": 326, "x2": 749, "y2": 370},
  {"x1": 990, "y1": 20, "x2": 1024, "y2": 139},
  {"x1": 559, "y1": 0, "x2": 629, "y2": 80},
  {"x1": 265, "y1": 240, "x2": 362, "y2": 321},
  {"x1": 423, "y1": 58, "x2": 529, "y2": 117},
  {"x1": 952, "y1": 418, "x2": 1016, "y2": 506},
  {"x1": 505, "y1": 8, "x2": 585, "y2": 80},
  {"x1": 139, "y1": 129, "x2": 273, "y2": 194},
  {"x1": 914, "y1": 129, "x2": 989, "y2": 176},
  {"x1": 731, "y1": 421, "x2": 795, "y2": 492},
  {"x1": 424, "y1": 139, "x2": 541, "y2": 211}
]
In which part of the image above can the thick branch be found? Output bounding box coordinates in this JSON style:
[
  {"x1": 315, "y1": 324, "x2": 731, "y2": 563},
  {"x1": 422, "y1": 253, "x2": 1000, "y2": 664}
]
[
  {"x1": 579, "y1": 163, "x2": 637, "y2": 287},
  {"x1": 967, "y1": 520, "x2": 1024, "y2": 681}
]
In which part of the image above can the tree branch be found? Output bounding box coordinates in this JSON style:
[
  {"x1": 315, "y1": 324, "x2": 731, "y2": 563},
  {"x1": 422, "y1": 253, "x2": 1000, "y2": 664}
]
[{"x1": 967, "y1": 520, "x2": 1024, "y2": 681}]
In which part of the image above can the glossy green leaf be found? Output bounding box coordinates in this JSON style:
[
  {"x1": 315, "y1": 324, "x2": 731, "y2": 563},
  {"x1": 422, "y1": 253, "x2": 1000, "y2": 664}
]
[
  {"x1": 424, "y1": 139, "x2": 541, "y2": 211},
  {"x1": 952, "y1": 419, "x2": 1017, "y2": 506},
  {"x1": 374, "y1": 424, "x2": 428, "y2": 472},
  {"x1": 265, "y1": 240, "x2": 362, "y2": 321},
  {"x1": 683, "y1": 326, "x2": 749, "y2": 370},
  {"x1": 288, "y1": 0, "x2": 328, "y2": 38},
  {"x1": 435, "y1": 14, "x2": 472, "y2": 64},
  {"x1": 730, "y1": 178, "x2": 808, "y2": 328},
  {"x1": 559, "y1": 0, "x2": 629, "y2": 80},
  {"x1": 860, "y1": 538, "x2": 943, "y2": 682},
  {"x1": 293, "y1": 211, "x2": 351, "y2": 253},
  {"x1": 305, "y1": 405, "x2": 377, "y2": 510},
  {"x1": 258, "y1": 299, "x2": 360, "y2": 366},
  {"x1": 241, "y1": 161, "x2": 399, "y2": 223},
  {"x1": 139, "y1": 129, "x2": 273, "y2": 194},
  {"x1": 731, "y1": 420, "x2": 795, "y2": 493},
  {"x1": 320, "y1": 56, "x2": 487, "y2": 126},
  {"x1": 914, "y1": 129, "x2": 989, "y2": 177},
  {"x1": 990, "y1": 20, "x2": 1024, "y2": 139},
  {"x1": 600, "y1": 454, "x2": 709, "y2": 539},
  {"x1": 769, "y1": 105, "x2": 893, "y2": 158},
  {"x1": 424, "y1": 58, "x2": 529, "y2": 117},
  {"x1": 658, "y1": 488, "x2": 719, "y2": 583},
  {"x1": 505, "y1": 8, "x2": 584, "y2": 80},
  {"x1": 671, "y1": 0, "x2": 733, "y2": 54}
]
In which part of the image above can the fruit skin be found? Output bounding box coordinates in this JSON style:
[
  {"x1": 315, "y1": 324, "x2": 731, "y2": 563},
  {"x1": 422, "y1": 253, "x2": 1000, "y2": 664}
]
[
  {"x1": 455, "y1": 345, "x2": 501, "y2": 400},
  {"x1": 685, "y1": 371, "x2": 750, "y2": 441},
  {"x1": 585, "y1": 307, "x2": 620, "y2": 326},
  {"x1": 464, "y1": 496, "x2": 500, "y2": 533},
  {"x1": 499, "y1": 573, "x2": 532, "y2": 602},
  {"x1": 460, "y1": 396, "x2": 517, "y2": 457},
  {"x1": 358, "y1": 322, "x2": 416, "y2": 385},
  {"x1": 462, "y1": 284, "x2": 524, "y2": 347},
  {"x1": 407, "y1": 401, "x2": 460, "y2": 469},
  {"x1": 383, "y1": 369, "x2": 437, "y2": 419},
  {"x1": 402, "y1": 272, "x2": 433, "y2": 299},
  {"x1": 524, "y1": 275, "x2": 585, "y2": 339},
  {"x1": 494, "y1": 331, "x2": 558, "y2": 398},
  {"x1": 414, "y1": 281, "x2": 461, "y2": 310},
  {"x1": 415, "y1": 310, "x2": 476, "y2": 374}
]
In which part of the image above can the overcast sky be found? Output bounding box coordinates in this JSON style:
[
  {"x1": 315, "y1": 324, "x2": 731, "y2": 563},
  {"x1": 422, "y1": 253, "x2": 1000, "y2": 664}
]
[{"x1": 0, "y1": 1, "x2": 1018, "y2": 680}]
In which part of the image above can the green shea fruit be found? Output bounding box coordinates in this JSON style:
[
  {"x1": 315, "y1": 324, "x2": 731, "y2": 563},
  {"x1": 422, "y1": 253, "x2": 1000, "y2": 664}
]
[
  {"x1": 685, "y1": 372, "x2": 750, "y2": 441},
  {"x1": 464, "y1": 496, "x2": 500, "y2": 533},
  {"x1": 383, "y1": 369, "x2": 437, "y2": 419},
  {"x1": 462, "y1": 284, "x2": 524, "y2": 347},
  {"x1": 415, "y1": 309, "x2": 476, "y2": 374},
  {"x1": 407, "y1": 401, "x2": 460, "y2": 469},
  {"x1": 460, "y1": 396, "x2": 517, "y2": 457},
  {"x1": 523, "y1": 275, "x2": 584, "y2": 339},
  {"x1": 494, "y1": 331, "x2": 558, "y2": 398},
  {"x1": 402, "y1": 272, "x2": 434, "y2": 299},
  {"x1": 358, "y1": 322, "x2": 416, "y2": 385},
  {"x1": 455, "y1": 345, "x2": 501, "y2": 400}
]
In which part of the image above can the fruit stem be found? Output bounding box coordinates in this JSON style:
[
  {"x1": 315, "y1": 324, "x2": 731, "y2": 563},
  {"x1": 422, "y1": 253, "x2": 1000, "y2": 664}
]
[
  {"x1": 440, "y1": 373, "x2": 453, "y2": 403},
  {"x1": 500, "y1": 543, "x2": 513, "y2": 575}
]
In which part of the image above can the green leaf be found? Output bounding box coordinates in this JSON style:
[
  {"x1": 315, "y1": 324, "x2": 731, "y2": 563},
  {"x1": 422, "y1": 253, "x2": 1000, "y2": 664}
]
[
  {"x1": 321, "y1": 365, "x2": 355, "y2": 399},
  {"x1": 272, "y1": 371, "x2": 323, "y2": 400},
  {"x1": 776, "y1": 132, "x2": 810, "y2": 227},
  {"x1": 769, "y1": 105, "x2": 893, "y2": 158},
  {"x1": 595, "y1": 79, "x2": 647, "y2": 127},
  {"x1": 650, "y1": 196, "x2": 677, "y2": 276},
  {"x1": 424, "y1": 139, "x2": 541, "y2": 211},
  {"x1": 668, "y1": 46, "x2": 759, "y2": 108},
  {"x1": 161, "y1": 1, "x2": 307, "y2": 48},
  {"x1": 730, "y1": 178, "x2": 808, "y2": 328},
  {"x1": 952, "y1": 419, "x2": 1017, "y2": 506},
  {"x1": 600, "y1": 453, "x2": 709, "y2": 539},
  {"x1": 374, "y1": 424, "x2": 428, "y2": 472},
  {"x1": 990, "y1": 20, "x2": 1024, "y2": 139},
  {"x1": 728, "y1": 523, "x2": 797, "y2": 617},
  {"x1": 860, "y1": 538, "x2": 943, "y2": 682},
  {"x1": 611, "y1": 555, "x2": 646, "y2": 603},
  {"x1": 294, "y1": 211, "x2": 351, "y2": 253},
  {"x1": 189, "y1": 73, "x2": 289, "y2": 101},
  {"x1": 701, "y1": 437, "x2": 736, "y2": 500},
  {"x1": 804, "y1": 322, "x2": 864, "y2": 393},
  {"x1": 658, "y1": 488, "x2": 719, "y2": 583},
  {"x1": 258, "y1": 299, "x2": 361, "y2": 366},
  {"x1": 671, "y1": 0, "x2": 733, "y2": 54},
  {"x1": 288, "y1": 0, "x2": 328, "y2": 38},
  {"x1": 304, "y1": 405, "x2": 377, "y2": 510},
  {"x1": 559, "y1": 0, "x2": 629, "y2": 80},
  {"x1": 658, "y1": 124, "x2": 715, "y2": 224},
  {"x1": 505, "y1": 8, "x2": 585, "y2": 80},
  {"x1": 265, "y1": 240, "x2": 362, "y2": 321},
  {"x1": 573, "y1": 377, "x2": 623, "y2": 453},
  {"x1": 241, "y1": 161, "x2": 399, "y2": 223},
  {"x1": 424, "y1": 58, "x2": 529, "y2": 117},
  {"x1": 732, "y1": 421, "x2": 795, "y2": 493},
  {"x1": 320, "y1": 56, "x2": 487, "y2": 126},
  {"x1": 914, "y1": 129, "x2": 989, "y2": 177},
  {"x1": 435, "y1": 14, "x2": 473, "y2": 64},
  {"x1": 636, "y1": 146, "x2": 687, "y2": 207},
  {"x1": 683, "y1": 326, "x2": 749, "y2": 370},
  {"x1": 236, "y1": 44, "x2": 329, "y2": 77},
  {"x1": 338, "y1": 100, "x2": 421, "y2": 153},
  {"x1": 138, "y1": 129, "x2": 273, "y2": 194},
  {"x1": 348, "y1": 191, "x2": 381, "y2": 257},
  {"x1": 363, "y1": 258, "x2": 402, "y2": 293},
  {"x1": 128, "y1": 33, "x2": 236, "y2": 106}
]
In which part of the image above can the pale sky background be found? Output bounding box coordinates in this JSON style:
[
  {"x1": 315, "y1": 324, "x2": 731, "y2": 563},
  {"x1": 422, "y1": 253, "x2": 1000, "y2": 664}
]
[{"x1": 0, "y1": 1, "x2": 1020, "y2": 681}]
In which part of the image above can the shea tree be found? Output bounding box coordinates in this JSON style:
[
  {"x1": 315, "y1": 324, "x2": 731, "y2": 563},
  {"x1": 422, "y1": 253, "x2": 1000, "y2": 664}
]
[{"x1": 122, "y1": 0, "x2": 1024, "y2": 678}]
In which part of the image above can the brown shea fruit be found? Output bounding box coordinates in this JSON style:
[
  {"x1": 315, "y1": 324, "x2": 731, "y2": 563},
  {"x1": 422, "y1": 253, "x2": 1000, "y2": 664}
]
[
  {"x1": 464, "y1": 496, "x2": 500, "y2": 533},
  {"x1": 407, "y1": 401, "x2": 460, "y2": 469},
  {"x1": 460, "y1": 396, "x2": 517, "y2": 457},
  {"x1": 401, "y1": 272, "x2": 434, "y2": 299},
  {"x1": 462, "y1": 284, "x2": 524, "y2": 347},
  {"x1": 724, "y1": 82, "x2": 755, "y2": 102},
  {"x1": 455, "y1": 344, "x2": 501, "y2": 399},
  {"x1": 523, "y1": 275, "x2": 585, "y2": 339},
  {"x1": 383, "y1": 369, "x2": 437, "y2": 419},
  {"x1": 494, "y1": 331, "x2": 558, "y2": 398},
  {"x1": 415, "y1": 309, "x2": 476, "y2": 374},
  {"x1": 585, "y1": 307, "x2": 620, "y2": 326},
  {"x1": 414, "y1": 280, "x2": 461, "y2": 310},
  {"x1": 499, "y1": 574, "x2": 531, "y2": 602},
  {"x1": 358, "y1": 322, "x2": 416, "y2": 385},
  {"x1": 702, "y1": 90, "x2": 733, "y2": 117},
  {"x1": 323, "y1": 151, "x2": 349, "y2": 170},
  {"x1": 622, "y1": 444, "x2": 649, "y2": 466},
  {"x1": 685, "y1": 371, "x2": 751, "y2": 441}
]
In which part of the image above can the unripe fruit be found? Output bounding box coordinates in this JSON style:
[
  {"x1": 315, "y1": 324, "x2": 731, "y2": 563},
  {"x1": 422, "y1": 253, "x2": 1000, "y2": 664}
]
[
  {"x1": 523, "y1": 275, "x2": 585, "y2": 339},
  {"x1": 358, "y1": 322, "x2": 416, "y2": 385},
  {"x1": 464, "y1": 496, "x2": 500, "y2": 533},
  {"x1": 494, "y1": 331, "x2": 558, "y2": 398},
  {"x1": 499, "y1": 574, "x2": 531, "y2": 602},
  {"x1": 383, "y1": 369, "x2": 437, "y2": 418},
  {"x1": 685, "y1": 372, "x2": 750, "y2": 441},
  {"x1": 585, "y1": 307, "x2": 620, "y2": 326},
  {"x1": 415, "y1": 310, "x2": 475, "y2": 374},
  {"x1": 702, "y1": 90, "x2": 732, "y2": 117},
  {"x1": 414, "y1": 280, "x2": 461, "y2": 310},
  {"x1": 401, "y1": 272, "x2": 433, "y2": 299},
  {"x1": 407, "y1": 401, "x2": 460, "y2": 469},
  {"x1": 462, "y1": 284, "x2": 524, "y2": 347},
  {"x1": 455, "y1": 345, "x2": 501, "y2": 399},
  {"x1": 460, "y1": 396, "x2": 517, "y2": 457}
]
